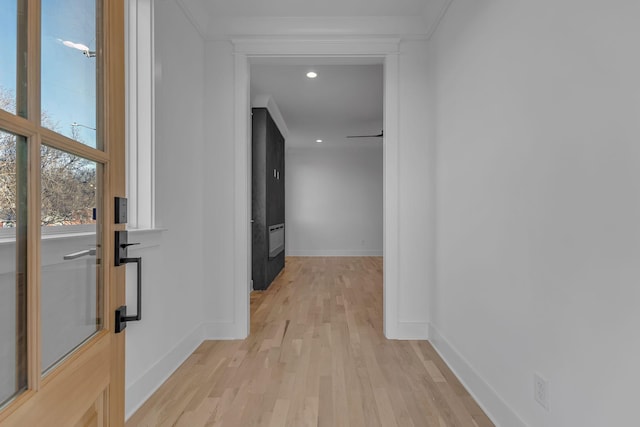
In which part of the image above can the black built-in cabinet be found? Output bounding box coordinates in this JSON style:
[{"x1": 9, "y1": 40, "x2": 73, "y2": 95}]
[{"x1": 252, "y1": 108, "x2": 285, "y2": 290}]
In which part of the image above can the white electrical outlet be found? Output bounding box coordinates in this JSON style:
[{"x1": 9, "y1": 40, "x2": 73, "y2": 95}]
[{"x1": 534, "y1": 373, "x2": 549, "y2": 411}]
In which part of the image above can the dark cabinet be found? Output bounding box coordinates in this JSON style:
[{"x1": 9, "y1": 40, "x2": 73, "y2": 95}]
[{"x1": 252, "y1": 108, "x2": 285, "y2": 290}]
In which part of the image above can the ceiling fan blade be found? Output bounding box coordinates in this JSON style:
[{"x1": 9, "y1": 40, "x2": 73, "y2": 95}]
[{"x1": 346, "y1": 131, "x2": 384, "y2": 139}]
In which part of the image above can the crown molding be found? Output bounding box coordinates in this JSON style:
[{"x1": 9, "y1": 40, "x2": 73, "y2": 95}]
[
  {"x1": 175, "y1": 0, "x2": 456, "y2": 42},
  {"x1": 207, "y1": 16, "x2": 428, "y2": 41},
  {"x1": 231, "y1": 36, "x2": 401, "y2": 56}
]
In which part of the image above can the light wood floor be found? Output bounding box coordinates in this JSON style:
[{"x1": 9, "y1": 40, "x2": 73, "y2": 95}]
[{"x1": 127, "y1": 257, "x2": 493, "y2": 427}]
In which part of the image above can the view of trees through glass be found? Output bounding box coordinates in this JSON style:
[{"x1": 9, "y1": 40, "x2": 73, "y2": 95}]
[
  {"x1": 0, "y1": 88, "x2": 97, "y2": 229},
  {"x1": 0, "y1": 126, "x2": 21, "y2": 229},
  {"x1": 1, "y1": 0, "x2": 98, "y2": 231},
  {"x1": 40, "y1": 145, "x2": 97, "y2": 227}
]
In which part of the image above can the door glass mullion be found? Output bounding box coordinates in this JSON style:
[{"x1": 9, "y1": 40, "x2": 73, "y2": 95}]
[
  {"x1": 0, "y1": 130, "x2": 28, "y2": 408},
  {"x1": 37, "y1": 126, "x2": 108, "y2": 165}
]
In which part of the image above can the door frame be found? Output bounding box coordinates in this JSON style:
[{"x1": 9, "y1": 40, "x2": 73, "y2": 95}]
[{"x1": 232, "y1": 37, "x2": 400, "y2": 339}]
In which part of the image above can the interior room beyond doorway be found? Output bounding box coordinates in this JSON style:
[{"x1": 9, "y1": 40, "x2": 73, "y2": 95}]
[{"x1": 249, "y1": 59, "x2": 384, "y2": 323}]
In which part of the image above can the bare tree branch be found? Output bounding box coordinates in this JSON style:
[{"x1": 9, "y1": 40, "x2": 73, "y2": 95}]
[{"x1": 1, "y1": 86, "x2": 96, "y2": 228}]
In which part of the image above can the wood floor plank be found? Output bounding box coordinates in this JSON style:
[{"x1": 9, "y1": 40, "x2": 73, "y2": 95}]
[{"x1": 127, "y1": 257, "x2": 493, "y2": 427}]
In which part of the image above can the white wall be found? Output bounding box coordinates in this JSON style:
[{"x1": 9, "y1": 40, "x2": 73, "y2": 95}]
[
  {"x1": 201, "y1": 40, "x2": 238, "y2": 336},
  {"x1": 430, "y1": 1, "x2": 640, "y2": 426},
  {"x1": 285, "y1": 146, "x2": 383, "y2": 256},
  {"x1": 397, "y1": 40, "x2": 433, "y2": 335},
  {"x1": 124, "y1": 0, "x2": 206, "y2": 418}
]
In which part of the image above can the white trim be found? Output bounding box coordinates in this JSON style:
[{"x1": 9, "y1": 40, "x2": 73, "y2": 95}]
[
  {"x1": 126, "y1": 0, "x2": 155, "y2": 230},
  {"x1": 233, "y1": 37, "x2": 401, "y2": 339},
  {"x1": 428, "y1": 323, "x2": 528, "y2": 427},
  {"x1": 383, "y1": 52, "x2": 400, "y2": 339},
  {"x1": 125, "y1": 227, "x2": 165, "y2": 251},
  {"x1": 233, "y1": 37, "x2": 400, "y2": 56},
  {"x1": 125, "y1": 324, "x2": 204, "y2": 420},
  {"x1": 203, "y1": 322, "x2": 244, "y2": 340},
  {"x1": 234, "y1": 52, "x2": 252, "y2": 339},
  {"x1": 285, "y1": 250, "x2": 383, "y2": 257},
  {"x1": 209, "y1": 17, "x2": 428, "y2": 40},
  {"x1": 395, "y1": 321, "x2": 430, "y2": 340}
]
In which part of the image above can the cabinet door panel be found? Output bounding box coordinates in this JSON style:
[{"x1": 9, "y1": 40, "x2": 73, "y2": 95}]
[
  {"x1": 277, "y1": 131, "x2": 285, "y2": 224},
  {"x1": 266, "y1": 114, "x2": 278, "y2": 226},
  {"x1": 251, "y1": 109, "x2": 267, "y2": 290}
]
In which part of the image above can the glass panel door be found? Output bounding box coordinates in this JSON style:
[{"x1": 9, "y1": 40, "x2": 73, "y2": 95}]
[
  {"x1": 40, "y1": 146, "x2": 102, "y2": 374},
  {"x1": 0, "y1": 0, "x2": 125, "y2": 422}
]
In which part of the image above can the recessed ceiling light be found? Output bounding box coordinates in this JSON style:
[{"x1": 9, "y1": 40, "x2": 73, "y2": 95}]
[
  {"x1": 315, "y1": 139, "x2": 323, "y2": 143},
  {"x1": 306, "y1": 71, "x2": 318, "y2": 79}
]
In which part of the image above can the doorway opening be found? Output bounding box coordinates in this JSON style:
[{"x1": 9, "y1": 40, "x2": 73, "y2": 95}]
[
  {"x1": 249, "y1": 60, "x2": 384, "y2": 321},
  {"x1": 232, "y1": 38, "x2": 401, "y2": 339}
]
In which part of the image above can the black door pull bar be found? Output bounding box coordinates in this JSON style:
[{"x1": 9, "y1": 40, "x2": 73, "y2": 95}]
[{"x1": 114, "y1": 230, "x2": 143, "y2": 333}]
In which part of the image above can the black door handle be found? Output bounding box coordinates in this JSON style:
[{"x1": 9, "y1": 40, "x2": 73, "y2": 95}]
[
  {"x1": 114, "y1": 230, "x2": 143, "y2": 333},
  {"x1": 115, "y1": 257, "x2": 142, "y2": 333}
]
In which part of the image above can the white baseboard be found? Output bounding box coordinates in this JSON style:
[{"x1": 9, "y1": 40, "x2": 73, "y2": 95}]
[
  {"x1": 125, "y1": 324, "x2": 205, "y2": 420},
  {"x1": 428, "y1": 323, "x2": 528, "y2": 427},
  {"x1": 203, "y1": 321, "x2": 244, "y2": 340},
  {"x1": 393, "y1": 321, "x2": 429, "y2": 340},
  {"x1": 125, "y1": 321, "x2": 246, "y2": 420},
  {"x1": 285, "y1": 250, "x2": 383, "y2": 257}
]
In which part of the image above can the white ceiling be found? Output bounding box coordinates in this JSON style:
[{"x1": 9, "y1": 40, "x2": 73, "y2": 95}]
[{"x1": 251, "y1": 63, "x2": 383, "y2": 149}]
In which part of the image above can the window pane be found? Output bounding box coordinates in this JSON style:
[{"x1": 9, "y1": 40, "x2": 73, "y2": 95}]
[
  {"x1": 0, "y1": 0, "x2": 28, "y2": 117},
  {"x1": 41, "y1": 0, "x2": 100, "y2": 149},
  {"x1": 40, "y1": 146, "x2": 97, "y2": 228},
  {"x1": 41, "y1": 146, "x2": 102, "y2": 374},
  {"x1": 0, "y1": 130, "x2": 28, "y2": 408}
]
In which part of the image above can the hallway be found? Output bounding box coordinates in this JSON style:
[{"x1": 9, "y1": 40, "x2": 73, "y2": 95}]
[{"x1": 127, "y1": 257, "x2": 492, "y2": 426}]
